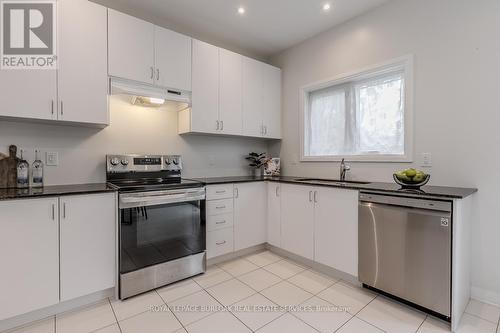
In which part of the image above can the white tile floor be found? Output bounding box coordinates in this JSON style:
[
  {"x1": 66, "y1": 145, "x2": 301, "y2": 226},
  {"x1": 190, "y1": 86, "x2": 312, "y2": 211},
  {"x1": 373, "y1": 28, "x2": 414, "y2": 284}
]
[{"x1": 6, "y1": 251, "x2": 500, "y2": 333}]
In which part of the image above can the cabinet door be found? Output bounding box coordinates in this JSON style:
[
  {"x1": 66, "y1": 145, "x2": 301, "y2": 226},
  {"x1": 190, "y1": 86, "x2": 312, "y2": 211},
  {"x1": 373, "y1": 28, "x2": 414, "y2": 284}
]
[
  {"x1": 234, "y1": 182, "x2": 267, "y2": 251},
  {"x1": 60, "y1": 193, "x2": 116, "y2": 301},
  {"x1": 0, "y1": 71, "x2": 56, "y2": 121},
  {"x1": 108, "y1": 9, "x2": 155, "y2": 84},
  {"x1": 314, "y1": 188, "x2": 358, "y2": 276},
  {"x1": 267, "y1": 182, "x2": 281, "y2": 247},
  {"x1": 219, "y1": 48, "x2": 243, "y2": 135},
  {"x1": 281, "y1": 184, "x2": 314, "y2": 259},
  {"x1": 191, "y1": 39, "x2": 219, "y2": 133},
  {"x1": 58, "y1": 0, "x2": 108, "y2": 125},
  {"x1": 0, "y1": 198, "x2": 59, "y2": 321},
  {"x1": 262, "y1": 64, "x2": 282, "y2": 139},
  {"x1": 242, "y1": 56, "x2": 263, "y2": 137},
  {"x1": 154, "y1": 26, "x2": 192, "y2": 91}
]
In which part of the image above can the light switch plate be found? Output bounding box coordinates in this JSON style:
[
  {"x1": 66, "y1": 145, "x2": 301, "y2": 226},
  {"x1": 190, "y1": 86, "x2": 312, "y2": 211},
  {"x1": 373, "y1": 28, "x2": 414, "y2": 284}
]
[
  {"x1": 46, "y1": 151, "x2": 59, "y2": 166},
  {"x1": 421, "y1": 153, "x2": 432, "y2": 167}
]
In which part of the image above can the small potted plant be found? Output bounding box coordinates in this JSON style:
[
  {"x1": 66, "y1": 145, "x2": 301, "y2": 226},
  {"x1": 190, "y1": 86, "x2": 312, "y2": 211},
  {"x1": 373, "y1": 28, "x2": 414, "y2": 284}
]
[{"x1": 245, "y1": 152, "x2": 269, "y2": 177}]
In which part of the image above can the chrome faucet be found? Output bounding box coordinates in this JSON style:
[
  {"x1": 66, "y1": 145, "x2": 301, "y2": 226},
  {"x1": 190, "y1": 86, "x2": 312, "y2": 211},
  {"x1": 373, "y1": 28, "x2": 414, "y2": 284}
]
[{"x1": 340, "y1": 158, "x2": 351, "y2": 181}]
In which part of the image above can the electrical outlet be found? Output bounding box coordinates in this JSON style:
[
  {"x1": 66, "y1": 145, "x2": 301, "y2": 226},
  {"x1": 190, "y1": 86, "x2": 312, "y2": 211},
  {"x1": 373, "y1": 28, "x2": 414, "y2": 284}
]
[
  {"x1": 46, "y1": 152, "x2": 59, "y2": 166},
  {"x1": 421, "y1": 153, "x2": 432, "y2": 167}
]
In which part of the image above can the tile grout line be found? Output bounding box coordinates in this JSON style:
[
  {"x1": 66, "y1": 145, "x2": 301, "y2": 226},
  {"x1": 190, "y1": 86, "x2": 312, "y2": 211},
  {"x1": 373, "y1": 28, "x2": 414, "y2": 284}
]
[
  {"x1": 414, "y1": 315, "x2": 428, "y2": 333},
  {"x1": 155, "y1": 289, "x2": 188, "y2": 333},
  {"x1": 107, "y1": 297, "x2": 123, "y2": 333}
]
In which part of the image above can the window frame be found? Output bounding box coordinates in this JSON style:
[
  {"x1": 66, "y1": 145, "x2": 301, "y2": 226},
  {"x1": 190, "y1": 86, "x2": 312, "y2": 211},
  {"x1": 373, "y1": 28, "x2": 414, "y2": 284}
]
[{"x1": 300, "y1": 55, "x2": 414, "y2": 163}]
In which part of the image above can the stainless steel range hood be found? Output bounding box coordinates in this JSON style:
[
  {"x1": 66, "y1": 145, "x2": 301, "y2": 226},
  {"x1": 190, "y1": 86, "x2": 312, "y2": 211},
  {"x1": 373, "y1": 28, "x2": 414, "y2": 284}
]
[{"x1": 109, "y1": 77, "x2": 191, "y2": 111}]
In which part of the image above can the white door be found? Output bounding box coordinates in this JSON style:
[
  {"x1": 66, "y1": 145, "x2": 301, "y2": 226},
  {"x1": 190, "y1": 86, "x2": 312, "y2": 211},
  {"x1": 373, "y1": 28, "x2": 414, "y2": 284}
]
[
  {"x1": 262, "y1": 64, "x2": 282, "y2": 139},
  {"x1": 219, "y1": 48, "x2": 243, "y2": 135},
  {"x1": 0, "y1": 71, "x2": 56, "y2": 121},
  {"x1": 191, "y1": 39, "x2": 219, "y2": 133},
  {"x1": 108, "y1": 9, "x2": 155, "y2": 84},
  {"x1": 267, "y1": 182, "x2": 281, "y2": 247},
  {"x1": 314, "y1": 187, "x2": 359, "y2": 276},
  {"x1": 60, "y1": 193, "x2": 116, "y2": 301},
  {"x1": 281, "y1": 184, "x2": 314, "y2": 259},
  {"x1": 0, "y1": 198, "x2": 59, "y2": 321},
  {"x1": 242, "y1": 56, "x2": 263, "y2": 137},
  {"x1": 154, "y1": 26, "x2": 192, "y2": 91},
  {"x1": 234, "y1": 182, "x2": 267, "y2": 251},
  {"x1": 58, "y1": 0, "x2": 108, "y2": 125}
]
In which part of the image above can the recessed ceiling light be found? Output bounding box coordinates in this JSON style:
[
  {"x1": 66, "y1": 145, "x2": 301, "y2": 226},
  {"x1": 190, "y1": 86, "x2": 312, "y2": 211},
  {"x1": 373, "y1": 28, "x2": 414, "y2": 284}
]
[
  {"x1": 237, "y1": 7, "x2": 245, "y2": 15},
  {"x1": 323, "y1": 3, "x2": 331, "y2": 11}
]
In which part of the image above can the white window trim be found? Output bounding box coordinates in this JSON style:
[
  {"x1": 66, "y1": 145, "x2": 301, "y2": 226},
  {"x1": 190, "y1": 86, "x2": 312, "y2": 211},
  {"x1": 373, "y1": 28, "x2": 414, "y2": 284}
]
[{"x1": 299, "y1": 54, "x2": 414, "y2": 163}]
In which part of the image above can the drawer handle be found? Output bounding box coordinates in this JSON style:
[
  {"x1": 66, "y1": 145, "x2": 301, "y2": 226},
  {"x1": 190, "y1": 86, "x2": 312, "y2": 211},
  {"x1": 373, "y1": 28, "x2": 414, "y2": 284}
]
[
  {"x1": 216, "y1": 206, "x2": 226, "y2": 209},
  {"x1": 216, "y1": 241, "x2": 227, "y2": 245},
  {"x1": 215, "y1": 190, "x2": 226, "y2": 194},
  {"x1": 216, "y1": 220, "x2": 226, "y2": 225}
]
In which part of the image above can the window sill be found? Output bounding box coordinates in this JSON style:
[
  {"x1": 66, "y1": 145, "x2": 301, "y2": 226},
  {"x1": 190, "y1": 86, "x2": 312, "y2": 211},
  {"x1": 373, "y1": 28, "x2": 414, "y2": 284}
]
[{"x1": 300, "y1": 155, "x2": 413, "y2": 163}]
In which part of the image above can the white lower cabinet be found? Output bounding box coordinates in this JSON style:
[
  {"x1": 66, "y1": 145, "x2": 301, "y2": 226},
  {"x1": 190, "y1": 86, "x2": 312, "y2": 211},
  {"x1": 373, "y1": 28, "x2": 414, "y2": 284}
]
[
  {"x1": 60, "y1": 193, "x2": 116, "y2": 301},
  {"x1": 314, "y1": 187, "x2": 359, "y2": 276},
  {"x1": 207, "y1": 228, "x2": 234, "y2": 259},
  {"x1": 267, "y1": 182, "x2": 281, "y2": 247},
  {"x1": 0, "y1": 193, "x2": 116, "y2": 321},
  {"x1": 281, "y1": 184, "x2": 315, "y2": 260},
  {"x1": 206, "y1": 185, "x2": 235, "y2": 259},
  {"x1": 0, "y1": 198, "x2": 59, "y2": 321},
  {"x1": 234, "y1": 182, "x2": 267, "y2": 251}
]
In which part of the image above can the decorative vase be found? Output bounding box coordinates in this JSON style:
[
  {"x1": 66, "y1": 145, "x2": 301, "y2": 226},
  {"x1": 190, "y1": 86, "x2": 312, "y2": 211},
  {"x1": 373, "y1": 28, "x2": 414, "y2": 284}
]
[{"x1": 253, "y1": 168, "x2": 263, "y2": 177}]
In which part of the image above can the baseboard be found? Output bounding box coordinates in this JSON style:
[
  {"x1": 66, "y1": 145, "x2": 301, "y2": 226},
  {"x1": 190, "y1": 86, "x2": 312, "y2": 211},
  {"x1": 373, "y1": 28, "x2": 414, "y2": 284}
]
[
  {"x1": 265, "y1": 244, "x2": 359, "y2": 285},
  {"x1": 0, "y1": 288, "x2": 114, "y2": 332},
  {"x1": 207, "y1": 244, "x2": 267, "y2": 266},
  {"x1": 471, "y1": 286, "x2": 500, "y2": 307}
]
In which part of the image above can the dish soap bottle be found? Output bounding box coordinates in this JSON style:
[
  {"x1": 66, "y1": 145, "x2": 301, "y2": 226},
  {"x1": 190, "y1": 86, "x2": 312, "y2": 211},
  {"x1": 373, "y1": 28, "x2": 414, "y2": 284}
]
[
  {"x1": 31, "y1": 150, "x2": 43, "y2": 187},
  {"x1": 16, "y1": 149, "x2": 29, "y2": 188}
]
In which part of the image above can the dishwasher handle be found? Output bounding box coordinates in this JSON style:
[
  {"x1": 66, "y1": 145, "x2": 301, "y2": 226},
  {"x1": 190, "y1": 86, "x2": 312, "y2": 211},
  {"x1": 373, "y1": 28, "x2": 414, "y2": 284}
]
[{"x1": 359, "y1": 192, "x2": 452, "y2": 213}]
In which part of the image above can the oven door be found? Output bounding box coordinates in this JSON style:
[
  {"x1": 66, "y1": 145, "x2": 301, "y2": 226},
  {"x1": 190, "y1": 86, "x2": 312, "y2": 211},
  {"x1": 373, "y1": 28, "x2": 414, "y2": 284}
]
[{"x1": 119, "y1": 188, "x2": 206, "y2": 275}]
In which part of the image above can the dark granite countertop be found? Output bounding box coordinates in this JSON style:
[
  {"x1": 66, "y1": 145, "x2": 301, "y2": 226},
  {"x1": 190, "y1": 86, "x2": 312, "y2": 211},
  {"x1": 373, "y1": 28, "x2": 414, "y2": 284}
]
[
  {"x1": 193, "y1": 176, "x2": 477, "y2": 200},
  {"x1": 0, "y1": 183, "x2": 117, "y2": 201}
]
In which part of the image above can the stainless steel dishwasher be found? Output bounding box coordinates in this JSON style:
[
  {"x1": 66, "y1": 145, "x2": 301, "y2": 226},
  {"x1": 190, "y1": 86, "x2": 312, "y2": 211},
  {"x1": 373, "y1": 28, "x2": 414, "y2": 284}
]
[{"x1": 358, "y1": 192, "x2": 452, "y2": 319}]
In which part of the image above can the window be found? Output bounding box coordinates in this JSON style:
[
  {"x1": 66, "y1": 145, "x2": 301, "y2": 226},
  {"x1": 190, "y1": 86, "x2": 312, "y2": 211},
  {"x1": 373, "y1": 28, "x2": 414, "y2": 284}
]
[{"x1": 302, "y1": 56, "x2": 413, "y2": 162}]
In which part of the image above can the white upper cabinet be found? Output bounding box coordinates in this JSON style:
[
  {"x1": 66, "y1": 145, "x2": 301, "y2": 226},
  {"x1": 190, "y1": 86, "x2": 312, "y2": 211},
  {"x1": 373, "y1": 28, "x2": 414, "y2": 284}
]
[
  {"x1": 262, "y1": 64, "x2": 282, "y2": 138},
  {"x1": 267, "y1": 182, "x2": 281, "y2": 247},
  {"x1": 242, "y1": 57, "x2": 282, "y2": 139},
  {"x1": 219, "y1": 48, "x2": 243, "y2": 135},
  {"x1": 58, "y1": 0, "x2": 108, "y2": 125},
  {"x1": 0, "y1": 0, "x2": 108, "y2": 125},
  {"x1": 0, "y1": 70, "x2": 57, "y2": 121},
  {"x1": 60, "y1": 193, "x2": 116, "y2": 301},
  {"x1": 314, "y1": 188, "x2": 359, "y2": 276},
  {"x1": 0, "y1": 198, "x2": 59, "y2": 321},
  {"x1": 234, "y1": 182, "x2": 267, "y2": 251},
  {"x1": 108, "y1": 9, "x2": 155, "y2": 84},
  {"x1": 280, "y1": 184, "x2": 315, "y2": 260},
  {"x1": 242, "y1": 57, "x2": 264, "y2": 137},
  {"x1": 190, "y1": 39, "x2": 219, "y2": 134},
  {"x1": 154, "y1": 26, "x2": 192, "y2": 91}
]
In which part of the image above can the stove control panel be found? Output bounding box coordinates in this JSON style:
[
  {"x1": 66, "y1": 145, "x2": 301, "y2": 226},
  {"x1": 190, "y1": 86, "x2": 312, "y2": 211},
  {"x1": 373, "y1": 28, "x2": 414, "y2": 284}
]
[{"x1": 106, "y1": 154, "x2": 183, "y2": 173}]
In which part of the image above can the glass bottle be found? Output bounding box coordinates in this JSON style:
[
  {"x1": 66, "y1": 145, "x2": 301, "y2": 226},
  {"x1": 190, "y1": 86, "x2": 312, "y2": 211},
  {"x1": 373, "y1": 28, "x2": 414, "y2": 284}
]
[
  {"x1": 32, "y1": 150, "x2": 44, "y2": 188},
  {"x1": 16, "y1": 150, "x2": 29, "y2": 188}
]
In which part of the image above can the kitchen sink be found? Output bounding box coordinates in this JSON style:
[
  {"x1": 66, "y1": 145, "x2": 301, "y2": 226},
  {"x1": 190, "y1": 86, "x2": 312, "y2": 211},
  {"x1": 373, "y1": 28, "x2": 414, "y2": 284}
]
[{"x1": 293, "y1": 178, "x2": 371, "y2": 185}]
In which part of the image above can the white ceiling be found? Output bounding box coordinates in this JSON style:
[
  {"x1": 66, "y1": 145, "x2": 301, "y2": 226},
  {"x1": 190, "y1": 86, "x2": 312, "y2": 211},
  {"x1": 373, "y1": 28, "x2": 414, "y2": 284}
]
[{"x1": 93, "y1": 0, "x2": 390, "y2": 58}]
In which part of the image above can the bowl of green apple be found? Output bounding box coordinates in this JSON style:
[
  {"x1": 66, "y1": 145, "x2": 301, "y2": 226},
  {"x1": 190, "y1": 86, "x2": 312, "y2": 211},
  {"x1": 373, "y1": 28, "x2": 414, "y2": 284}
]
[{"x1": 393, "y1": 169, "x2": 430, "y2": 189}]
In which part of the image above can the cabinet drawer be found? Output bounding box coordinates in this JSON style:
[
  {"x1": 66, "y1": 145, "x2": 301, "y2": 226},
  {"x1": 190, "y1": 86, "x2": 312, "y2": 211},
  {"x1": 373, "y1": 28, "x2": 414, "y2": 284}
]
[
  {"x1": 207, "y1": 213, "x2": 234, "y2": 232},
  {"x1": 206, "y1": 184, "x2": 234, "y2": 200},
  {"x1": 207, "y1": 198, "x2": 233, "y2": 216},
  {"x1": 207, "y1": 228, "x2": 234, "y2": 259}
]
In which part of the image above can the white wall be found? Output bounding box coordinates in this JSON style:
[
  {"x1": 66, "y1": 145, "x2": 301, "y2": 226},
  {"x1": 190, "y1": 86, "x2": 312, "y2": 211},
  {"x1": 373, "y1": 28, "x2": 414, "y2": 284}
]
[
  {"x1": 270, "y1": 0, "x2": 500, "y2": 304},
  {"x1": 0, "y1": 95, "x2": 267, "y2": 184}
]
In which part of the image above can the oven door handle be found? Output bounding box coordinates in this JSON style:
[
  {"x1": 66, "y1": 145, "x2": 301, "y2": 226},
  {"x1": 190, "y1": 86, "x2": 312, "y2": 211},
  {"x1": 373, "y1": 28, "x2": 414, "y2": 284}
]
[{"x1": 120, "y1": 188, "x2": 206, "y2": 208}]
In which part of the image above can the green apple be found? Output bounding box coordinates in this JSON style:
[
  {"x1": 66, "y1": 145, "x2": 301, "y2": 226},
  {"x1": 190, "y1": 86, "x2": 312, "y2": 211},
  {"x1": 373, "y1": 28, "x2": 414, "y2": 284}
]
[{"x1": 405, "y1": 168, "x2": 417, "y2": 178}]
